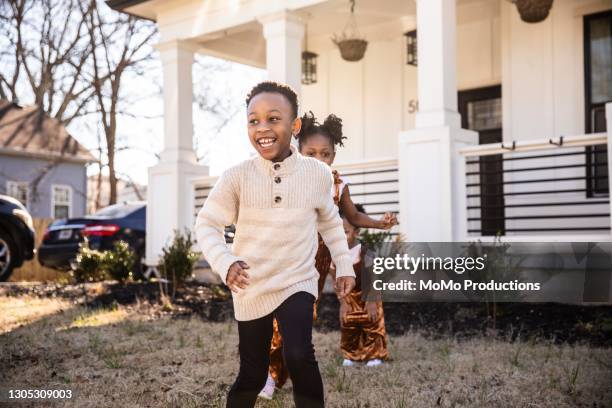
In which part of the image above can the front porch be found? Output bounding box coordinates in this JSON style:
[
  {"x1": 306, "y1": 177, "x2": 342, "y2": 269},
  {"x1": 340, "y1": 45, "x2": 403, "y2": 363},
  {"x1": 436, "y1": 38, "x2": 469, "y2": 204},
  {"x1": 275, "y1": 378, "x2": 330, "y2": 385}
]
[
  {"x1": 192, "y1": 121, "x2": 612, "y2": 244},
  {"x1": 106, "y1": 0, "x2": 612, "y2": 266}
]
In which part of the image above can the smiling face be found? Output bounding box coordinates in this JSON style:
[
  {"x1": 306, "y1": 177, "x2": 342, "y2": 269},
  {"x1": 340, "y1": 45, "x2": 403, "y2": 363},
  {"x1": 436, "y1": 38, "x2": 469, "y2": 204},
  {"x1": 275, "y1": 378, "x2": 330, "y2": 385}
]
[
  {"x1": 299, "y1": 132, "x2": 336, "y2": 166},
  {"x1": 247, "y1": 92, "x2": 301, "y2": 162}
]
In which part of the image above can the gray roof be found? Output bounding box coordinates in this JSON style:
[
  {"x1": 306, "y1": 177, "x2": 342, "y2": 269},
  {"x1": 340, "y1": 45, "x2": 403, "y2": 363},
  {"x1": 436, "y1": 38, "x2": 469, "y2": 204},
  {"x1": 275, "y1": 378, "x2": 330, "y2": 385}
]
[{"x1": 0, "y1": 99, "x2": 96, "y2": 163}]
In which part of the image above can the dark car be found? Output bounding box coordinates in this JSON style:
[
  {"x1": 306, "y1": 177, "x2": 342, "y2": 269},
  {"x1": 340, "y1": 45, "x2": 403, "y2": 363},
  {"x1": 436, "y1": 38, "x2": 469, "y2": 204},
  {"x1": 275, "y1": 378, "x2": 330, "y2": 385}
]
[
  {"x1": 0, "y1": 195, "x2": 36, "y2": 281},
  {"x1": 38, "y1": 201, "x2": 146, "y2": 276}
]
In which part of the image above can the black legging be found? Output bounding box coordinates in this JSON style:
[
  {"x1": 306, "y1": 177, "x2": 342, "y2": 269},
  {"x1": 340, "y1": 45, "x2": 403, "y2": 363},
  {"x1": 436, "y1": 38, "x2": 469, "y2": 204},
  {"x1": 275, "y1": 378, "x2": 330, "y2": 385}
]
[{"x1": 227, "y1": 291, "x2": 324, "y2": 408}]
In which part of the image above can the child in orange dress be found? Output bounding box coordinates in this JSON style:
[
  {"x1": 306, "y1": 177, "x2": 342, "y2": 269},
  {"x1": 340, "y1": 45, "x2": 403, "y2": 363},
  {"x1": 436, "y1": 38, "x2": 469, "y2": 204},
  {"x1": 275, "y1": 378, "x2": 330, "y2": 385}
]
[
  {"x1": 259, "y1": 112, "x2": 397, "y2": 399},
  {"x1": 332, "y1": 204, "x2": 388, "y2": 367}
]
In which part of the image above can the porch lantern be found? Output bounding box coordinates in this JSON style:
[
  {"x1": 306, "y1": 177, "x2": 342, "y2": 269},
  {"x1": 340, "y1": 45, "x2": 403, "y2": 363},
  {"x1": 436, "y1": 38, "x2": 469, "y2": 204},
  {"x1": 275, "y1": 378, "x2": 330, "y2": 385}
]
[
  {"x1": 512, "y1": 0, "x2": 554, "y2": 23},
  {"x1": 302, "y1": 23, "x2": 318, "y2": 85},
  {"x1": 404, "y1": 30, "x2": 417, "y2": 66},
  {"x1": 332, "y1": 0, "x2": 368, "y2": 62},
  {"x1": 301, "y1": 51, "x2": 318, "y2": 85}
]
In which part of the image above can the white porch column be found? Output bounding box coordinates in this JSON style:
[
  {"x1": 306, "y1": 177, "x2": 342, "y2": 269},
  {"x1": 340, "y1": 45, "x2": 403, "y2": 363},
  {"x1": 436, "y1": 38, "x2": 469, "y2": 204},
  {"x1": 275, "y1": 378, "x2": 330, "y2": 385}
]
[
  {"x1": 146, "y1": 39, "x2": 208, "y2": 266},
  {"x1": 398, "y1": 0, "x2": 478, "y2": 242},
  {"x1": 414, "y1": 0, "x2": 461, "y2": 129},
  {"x1": 259, "y1": 11, "x2": 304, "y2": 94}
]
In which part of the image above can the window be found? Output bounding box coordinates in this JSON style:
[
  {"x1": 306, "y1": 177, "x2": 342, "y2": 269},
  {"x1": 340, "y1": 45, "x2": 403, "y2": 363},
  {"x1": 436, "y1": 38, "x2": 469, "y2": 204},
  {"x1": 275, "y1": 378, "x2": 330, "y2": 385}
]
[
  {"x1": 466, "y1": 98, "x2": 502, "y2": 131},
  {"x1": 585, "y1": 10, "x2": 612, "y2": 197},
  {"x1": 6, "y1": 181, "x2": 29, "y2": 207},
  {"x1": 52, "y1": 185, "x2": 72, "y2": 219}
]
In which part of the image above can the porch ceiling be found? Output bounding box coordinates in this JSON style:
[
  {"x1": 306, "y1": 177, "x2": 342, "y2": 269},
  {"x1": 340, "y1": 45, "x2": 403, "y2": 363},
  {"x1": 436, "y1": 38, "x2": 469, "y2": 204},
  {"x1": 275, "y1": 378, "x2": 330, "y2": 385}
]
[
  {"x1": 190, "y1": 0, "x2": 418, "y2": 68},
  {"x1": 109, "y1": 0, "x2": 491, "y2": 27},
  {"x1": 296, "y1": 0, "x2": 415, "y2": 37},
  {"x1": 109, "y1": 0, "x2": 499, "y2": 68},
  {"x1": 194, "y1": 21, "x2": 267, "y2": 68}
]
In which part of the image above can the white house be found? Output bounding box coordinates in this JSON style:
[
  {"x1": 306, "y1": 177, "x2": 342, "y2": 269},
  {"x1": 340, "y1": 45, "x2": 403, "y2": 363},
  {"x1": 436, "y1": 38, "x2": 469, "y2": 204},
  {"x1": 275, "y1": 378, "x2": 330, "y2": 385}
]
[{"x1": 106, "y1": 0, "x2": 612, "y2": 267}]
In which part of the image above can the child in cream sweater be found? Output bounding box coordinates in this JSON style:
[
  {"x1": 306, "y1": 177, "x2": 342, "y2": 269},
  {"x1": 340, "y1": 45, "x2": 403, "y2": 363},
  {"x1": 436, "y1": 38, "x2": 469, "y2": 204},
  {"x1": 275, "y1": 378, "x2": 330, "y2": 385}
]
[{"x1": 194, "y1": 81, "x2": 355, "y2": 408}]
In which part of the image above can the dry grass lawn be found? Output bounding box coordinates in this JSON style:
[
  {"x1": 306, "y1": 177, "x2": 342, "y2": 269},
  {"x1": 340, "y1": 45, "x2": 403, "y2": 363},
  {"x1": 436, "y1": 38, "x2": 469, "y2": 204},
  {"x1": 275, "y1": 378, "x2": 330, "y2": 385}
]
[{"x1": 1, "y1": 296, "x2": 611, "y2": 407}]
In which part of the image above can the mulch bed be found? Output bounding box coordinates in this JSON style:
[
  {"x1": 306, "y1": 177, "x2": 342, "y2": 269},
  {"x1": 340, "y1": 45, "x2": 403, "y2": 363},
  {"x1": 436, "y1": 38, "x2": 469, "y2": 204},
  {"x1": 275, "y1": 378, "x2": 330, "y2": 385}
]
[{"x1": 2, "y1": 281, "x2": 611, "y2": 346}]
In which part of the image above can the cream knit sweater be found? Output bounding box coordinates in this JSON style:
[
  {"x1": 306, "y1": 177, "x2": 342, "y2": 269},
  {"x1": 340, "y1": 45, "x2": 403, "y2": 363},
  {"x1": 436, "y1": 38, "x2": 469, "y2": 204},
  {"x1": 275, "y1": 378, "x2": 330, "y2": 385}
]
[{"x1": 194, "y1": 144, "x2": 355, "y2": 321}]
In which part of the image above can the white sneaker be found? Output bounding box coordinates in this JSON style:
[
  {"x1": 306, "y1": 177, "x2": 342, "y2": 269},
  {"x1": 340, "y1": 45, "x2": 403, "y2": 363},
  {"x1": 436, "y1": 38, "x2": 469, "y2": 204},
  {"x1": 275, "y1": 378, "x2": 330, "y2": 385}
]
[
  {"x1": 258, "y1": 374, "x2": 275, "y2": 400},
  {"x1": 366, "y1": 359, "x2": 383, "y2": 367},
  {"x1": 342, "y1": 359, "x2": 355, "y2": 367}
]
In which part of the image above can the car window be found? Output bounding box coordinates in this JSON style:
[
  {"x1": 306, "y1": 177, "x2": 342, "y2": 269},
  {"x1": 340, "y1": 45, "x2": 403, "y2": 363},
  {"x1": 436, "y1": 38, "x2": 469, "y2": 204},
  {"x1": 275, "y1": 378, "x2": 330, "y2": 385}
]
[{"x1": 94, "y1": 203, "x2": 144, "y2": 218}]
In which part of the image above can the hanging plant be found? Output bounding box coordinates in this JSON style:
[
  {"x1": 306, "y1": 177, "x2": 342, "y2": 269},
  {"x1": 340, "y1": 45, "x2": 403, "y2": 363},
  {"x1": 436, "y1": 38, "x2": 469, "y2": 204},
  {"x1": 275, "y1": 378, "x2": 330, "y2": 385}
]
[
  {"x1": 332, "y1": 0, "x2": 368, "y2": 62},
  {"x1": 513, "y1": 0, "x2": 554, "y2": 23}
]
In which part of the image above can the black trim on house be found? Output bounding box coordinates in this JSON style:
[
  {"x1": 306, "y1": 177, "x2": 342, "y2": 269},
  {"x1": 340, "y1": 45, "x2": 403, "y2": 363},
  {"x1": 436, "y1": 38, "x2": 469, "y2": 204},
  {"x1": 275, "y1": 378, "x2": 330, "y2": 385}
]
[
  {"x1": 106, "y1": 0, "x2": 150, "y2": 10},
  {"x1": 583, "y1": 9, "x2": 611, "y2": 198},
  {"x1": 105, "y1": 0, "x2": 156, "y2": 21},
  {"x1": 458, "y1": 85, "x2": 505, "y2": 236}
]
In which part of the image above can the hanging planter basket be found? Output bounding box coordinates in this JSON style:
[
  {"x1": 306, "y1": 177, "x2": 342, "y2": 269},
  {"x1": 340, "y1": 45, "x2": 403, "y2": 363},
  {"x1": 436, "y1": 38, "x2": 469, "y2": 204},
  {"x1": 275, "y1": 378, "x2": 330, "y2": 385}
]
[
  {"x1": 334, "y1": 38, "x2": 368, "y2": 62},
  {"x1": 332, "y1": 0, "x2": 368, "y2": 62},
  {"x1": 513, "y1": 0, "x2": 554, "y2": 23}
]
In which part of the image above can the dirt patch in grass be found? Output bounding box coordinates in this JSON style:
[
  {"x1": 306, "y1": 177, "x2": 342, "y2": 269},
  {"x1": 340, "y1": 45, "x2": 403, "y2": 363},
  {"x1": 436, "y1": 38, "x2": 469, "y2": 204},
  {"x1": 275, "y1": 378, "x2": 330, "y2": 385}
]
[
  {"x1": 2, "y1": 282, "x2": 611, "y2": 346},
  {"x1": 0, "y1": 296, "x2": 611, "y2": 407}
]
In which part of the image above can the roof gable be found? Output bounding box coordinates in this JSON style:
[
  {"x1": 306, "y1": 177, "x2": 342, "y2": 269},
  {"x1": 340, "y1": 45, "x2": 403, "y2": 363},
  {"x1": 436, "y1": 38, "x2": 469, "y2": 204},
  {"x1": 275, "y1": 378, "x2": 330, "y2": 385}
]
[{"x1": 0, "y1": 99, "x2": 96, "y2": 163}]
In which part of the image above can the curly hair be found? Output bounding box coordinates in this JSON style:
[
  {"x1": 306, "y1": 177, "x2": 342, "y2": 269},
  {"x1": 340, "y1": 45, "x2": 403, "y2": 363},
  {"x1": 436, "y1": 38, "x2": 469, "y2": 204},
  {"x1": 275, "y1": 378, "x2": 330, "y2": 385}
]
[
  {"x1": 245, "y1": 81, "x2": 299, "y2": 118},
  {"x1": 295, "y1": 111, "x2": 347, "y2": 149}
]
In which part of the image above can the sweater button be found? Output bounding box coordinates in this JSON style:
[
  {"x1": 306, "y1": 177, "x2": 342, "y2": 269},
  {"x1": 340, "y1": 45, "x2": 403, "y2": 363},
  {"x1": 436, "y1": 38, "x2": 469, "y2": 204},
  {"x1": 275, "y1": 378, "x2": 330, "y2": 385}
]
[
  {"x1": 274, "y1": 196, "x2": 282, "y2": 203},
  {"x1": 273, "y1": 163, "x2": 280, "y2": 170},
  {"x1": 274, "y1": 176, "x2": 281, "y2": 184}
]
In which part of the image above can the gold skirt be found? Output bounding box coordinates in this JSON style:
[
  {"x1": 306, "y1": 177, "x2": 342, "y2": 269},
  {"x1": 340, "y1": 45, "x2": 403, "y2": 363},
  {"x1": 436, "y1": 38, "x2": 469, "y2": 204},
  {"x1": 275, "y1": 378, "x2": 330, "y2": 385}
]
[{"x1": 340, "y1": 290, "x2": 388, "y2": 362}]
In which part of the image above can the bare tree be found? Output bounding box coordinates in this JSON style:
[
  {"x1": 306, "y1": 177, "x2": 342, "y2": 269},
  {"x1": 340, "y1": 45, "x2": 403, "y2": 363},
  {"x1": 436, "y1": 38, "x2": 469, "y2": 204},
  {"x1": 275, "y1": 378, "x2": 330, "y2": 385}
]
[
  {"x1": 0, "y1": 0, "x2": 157, "y2": 207},
  {"x1": 82, "y1": 0, "x2": 156, "y2": 205},
  {"x1": 0, "y1": 0, "x2": 98, "y2": 125}
]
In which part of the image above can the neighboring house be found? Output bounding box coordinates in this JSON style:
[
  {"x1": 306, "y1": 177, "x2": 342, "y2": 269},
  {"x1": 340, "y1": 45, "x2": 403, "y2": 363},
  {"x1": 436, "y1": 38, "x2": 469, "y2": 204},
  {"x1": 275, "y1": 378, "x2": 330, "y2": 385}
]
[
  {"x1": 107, "y1": 0, "x2": 612, "y2": 267},
  {"x1": 87, "y1": 174, "x2": 147, "y2": 214},
  {"x1": 0, "y1": 100, "x2": 96, "y2": 220}
]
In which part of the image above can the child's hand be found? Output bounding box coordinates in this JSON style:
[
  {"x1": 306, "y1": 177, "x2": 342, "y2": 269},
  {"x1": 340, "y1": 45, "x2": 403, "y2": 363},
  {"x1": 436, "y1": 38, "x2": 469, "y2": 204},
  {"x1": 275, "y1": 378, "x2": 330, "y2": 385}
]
[
  {"x1": 378, "y1": 212, "x2": 397, "y2": 230},
  {"x1": 339, "y1": 299, "x2": 352, "y2": 325},
  {"x1": 365, "y1": 301, "x2": 378, "y2": 322},
  {"x1": 335, "y1": 276, "x2": 355, "y2": 299},
  {"x1": 226, "y1": 261, "x2": 250, "y2": 293}
]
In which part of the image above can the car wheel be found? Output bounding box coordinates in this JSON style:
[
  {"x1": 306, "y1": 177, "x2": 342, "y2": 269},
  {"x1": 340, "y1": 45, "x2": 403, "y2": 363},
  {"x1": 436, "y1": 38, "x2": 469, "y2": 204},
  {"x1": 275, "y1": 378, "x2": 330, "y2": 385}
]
[{"x1": 0, "y1": 231, "x2": 17, "y2": 282}]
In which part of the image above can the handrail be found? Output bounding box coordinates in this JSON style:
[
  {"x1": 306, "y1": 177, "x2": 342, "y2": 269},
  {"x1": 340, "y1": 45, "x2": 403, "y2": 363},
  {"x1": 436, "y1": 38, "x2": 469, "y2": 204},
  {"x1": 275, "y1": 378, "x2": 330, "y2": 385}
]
[
  {"x1": 189, "y1": 174, "x2": 218, "y2": 188},
  {"x1": 190, "y1": 158, "x2": 400, "y2": 228},
  {"x1": 332, "y1": 157, "x2": 398, "y2": 172},
  {"x1": 188, "y1": 157, "x2": 399, "y2": 188},
  {"x1": 459, "y1": 133, "x2": 607, "y2": 157}
]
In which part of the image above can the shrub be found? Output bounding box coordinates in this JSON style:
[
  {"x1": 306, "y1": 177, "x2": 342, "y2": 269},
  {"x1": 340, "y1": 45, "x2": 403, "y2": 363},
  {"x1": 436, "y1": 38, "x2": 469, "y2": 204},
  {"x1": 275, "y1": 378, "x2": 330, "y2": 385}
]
[
  {"x1": 359, "y1": 229, "x2": 392, "y2": 251},
  {"x1": 103, "y1": 241, "x2": 137, "y2": 282},
  {"x1": 73, "y1": 239, "x2": 108, "y2": 282},
  {"x1": 158, "y1": 229, "x2": 201, "y2": 299},
  {"x1": 72, "y1": 239, "x2": 136, "y2": 283}
]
